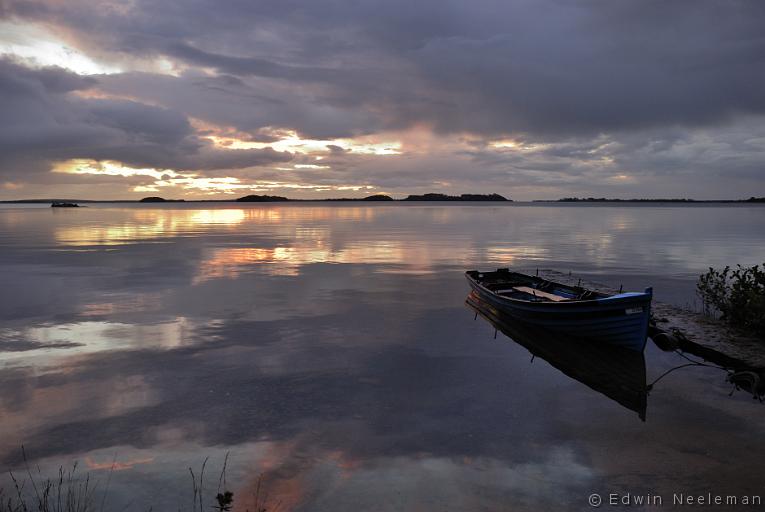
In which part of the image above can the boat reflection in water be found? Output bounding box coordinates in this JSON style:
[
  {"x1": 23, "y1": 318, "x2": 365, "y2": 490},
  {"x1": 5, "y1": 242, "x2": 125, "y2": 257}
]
[{"x1": 466, "y1": 291, "x2": 648, "y2": 421}]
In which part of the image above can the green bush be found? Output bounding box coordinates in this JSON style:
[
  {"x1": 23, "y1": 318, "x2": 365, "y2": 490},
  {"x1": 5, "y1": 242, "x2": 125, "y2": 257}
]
[{"x1": 697, "y1": 263, "x2": 765, "y2": 337}]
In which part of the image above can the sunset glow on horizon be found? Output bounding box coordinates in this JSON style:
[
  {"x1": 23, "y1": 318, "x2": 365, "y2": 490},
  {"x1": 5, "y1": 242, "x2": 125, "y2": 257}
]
[
  {"x1": 205, "y1": 131, "x2": 403, "y2": 156},
  {"x1": 53, "y1": 159, "x2": 379, "y2": 195}
]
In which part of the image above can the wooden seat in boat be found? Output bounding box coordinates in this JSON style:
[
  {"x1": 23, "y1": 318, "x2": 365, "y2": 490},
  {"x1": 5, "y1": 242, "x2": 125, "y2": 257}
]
[{"x1": 510, "y1": 286, "x2": 571, "y2": 302}]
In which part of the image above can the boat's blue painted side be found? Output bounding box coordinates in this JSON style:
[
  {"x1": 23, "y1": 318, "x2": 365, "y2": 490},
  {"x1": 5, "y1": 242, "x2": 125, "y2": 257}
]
[{"x1": 466, "y1": 271, "x2": 651, "y2": 351}]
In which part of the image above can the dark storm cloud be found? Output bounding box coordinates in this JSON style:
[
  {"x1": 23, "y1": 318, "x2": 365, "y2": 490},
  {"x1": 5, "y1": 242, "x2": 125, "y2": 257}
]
[
  {"x1": 4, "y1": 0, "x2": 765, "y2": 138},
  {"x1": 0, "y1": 58, "x2": 292, "y2": 180},
  {"x1": 163, "y1": 42, "x2": 338, "y2": 83},
  {"x1": 95, "y1": 71, "x2": 384, "y2": 140}
]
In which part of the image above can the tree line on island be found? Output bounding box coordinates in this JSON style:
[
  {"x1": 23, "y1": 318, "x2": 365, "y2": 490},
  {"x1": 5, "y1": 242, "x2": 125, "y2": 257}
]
[
  {"x1": 135, "y1": 193, "x2": 511, "y2": 203},
  {"x1": 233, "y1": 192, "x2": 510, "y2": 202},
  {"x1": 552, "y1": 197, "x2": 765, "y2": 203}
]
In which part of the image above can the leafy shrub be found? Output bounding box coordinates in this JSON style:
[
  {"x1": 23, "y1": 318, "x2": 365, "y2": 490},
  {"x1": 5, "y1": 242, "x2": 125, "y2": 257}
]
[{"x1": 697, "y1": 263, "x2": 765, "y2": 337}]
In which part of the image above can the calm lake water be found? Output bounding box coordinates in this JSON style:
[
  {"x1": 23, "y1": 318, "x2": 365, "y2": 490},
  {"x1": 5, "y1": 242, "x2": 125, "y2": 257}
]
[{"x1": 1, "y1": 203, "x2": 764, "y2": 510}]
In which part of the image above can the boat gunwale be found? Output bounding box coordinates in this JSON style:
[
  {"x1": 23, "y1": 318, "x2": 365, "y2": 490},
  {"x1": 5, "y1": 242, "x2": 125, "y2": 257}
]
[{"x1": 465, "y1": 270, "x2": 651, "y2": 308}]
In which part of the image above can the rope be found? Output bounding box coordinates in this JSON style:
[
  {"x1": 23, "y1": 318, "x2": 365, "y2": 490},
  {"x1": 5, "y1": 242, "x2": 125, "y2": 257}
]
[
  {"x1": 648, "y1": 350, "x2": 764, "y2": 401},
  {"x1": 647, "y1": 350, "x2": 727, "y2": 391}
]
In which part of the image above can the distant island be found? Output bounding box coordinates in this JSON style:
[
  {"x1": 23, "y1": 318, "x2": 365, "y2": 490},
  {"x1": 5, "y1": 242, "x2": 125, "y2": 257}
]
[
  {"x1": 307, "y1": 195, "x2": 394, "y2": 202},
  {"x1": 557, "y1": 197, "x2": 697, "y2": 203},
  {"x1": 235, "y1": 193, "x2": 507, "y2": 202},
  {"x1": 535, "y1": 197, "x2": 765, "y2": 203},
  {"x1": 402, "y1": 193, "x2": 509, "y2": 201},
  {"x1": 139, "y1": 196, "x2": 186, "y2": 202},
  {"x1": 361, "y1": 194, "x2": 393, "y2": 201},
  {"x1": 236, "y1": 194, "x2": 290, "y2": 202}
]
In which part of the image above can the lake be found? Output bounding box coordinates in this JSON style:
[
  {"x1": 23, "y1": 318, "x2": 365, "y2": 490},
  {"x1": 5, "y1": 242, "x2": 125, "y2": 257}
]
[{"x1": 1, "y1": 203, "x2": 763, "y2": 510}]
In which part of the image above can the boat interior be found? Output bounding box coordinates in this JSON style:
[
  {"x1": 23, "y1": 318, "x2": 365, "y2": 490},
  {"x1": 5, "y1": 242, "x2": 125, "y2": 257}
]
[{"x1": 467, "y1": 269, "x2": 608, "y2": 303}]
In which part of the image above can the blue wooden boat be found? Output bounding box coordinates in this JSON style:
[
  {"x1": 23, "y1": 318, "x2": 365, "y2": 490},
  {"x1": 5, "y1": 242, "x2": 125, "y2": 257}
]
[{"x1": 465, "y1": 268, "x2": 652, "y2": 351}]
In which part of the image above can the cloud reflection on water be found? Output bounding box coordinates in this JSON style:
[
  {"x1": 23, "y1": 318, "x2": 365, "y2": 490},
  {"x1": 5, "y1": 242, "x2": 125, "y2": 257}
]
[{"x1": 1, "y1": 204, "x2": 764, "y2": 510}]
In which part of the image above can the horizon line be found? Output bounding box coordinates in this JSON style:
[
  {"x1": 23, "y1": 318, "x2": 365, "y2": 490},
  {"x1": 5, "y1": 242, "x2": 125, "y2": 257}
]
[{"x1": 2, "y1": 195, "x2": 765, "y2": 204}]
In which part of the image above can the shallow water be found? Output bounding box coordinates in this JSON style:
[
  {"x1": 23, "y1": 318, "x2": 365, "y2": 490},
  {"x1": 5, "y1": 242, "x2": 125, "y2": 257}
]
[{"x1": 1, "y1": 203, "x2": 764, "y2": 510}]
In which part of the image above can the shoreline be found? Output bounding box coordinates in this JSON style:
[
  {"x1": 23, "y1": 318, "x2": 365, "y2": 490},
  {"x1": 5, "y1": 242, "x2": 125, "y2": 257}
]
[
  {"x1": 3, "y1": 199, "x2": 765, "y2": 205},
  {"x1": 540, "y1": 270, "x2": 765, "y2": 371}
]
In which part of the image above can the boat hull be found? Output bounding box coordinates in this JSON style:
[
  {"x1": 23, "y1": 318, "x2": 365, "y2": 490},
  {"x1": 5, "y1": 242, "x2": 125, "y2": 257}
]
[{"x1": 466, "y1": 271, "x2": 651, "y2": 352}]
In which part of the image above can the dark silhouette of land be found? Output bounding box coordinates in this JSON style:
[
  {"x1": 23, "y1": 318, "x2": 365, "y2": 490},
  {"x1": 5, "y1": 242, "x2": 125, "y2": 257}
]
[
  {"x1": 359, "y1": 194, "x2": 393, "y2": 201},
  {"x1": 557, "y1": 197, "x2": 695, "y2": 203},
  {"x1": 402, "y1": 193, "x2": 508, "y2": 201},
  {"x1": 139, "y1": 196, "x2": 185, "y2": 202},
  {"x1": 544, "y1": 197, "x2": 765, "y2": 203},
  {"x1": 298, "y1": 194, "x2": 394, "y2": 202},
  {"x1": 236, "y1": 194, "x2": 290, "y2": 202},
  {"x1": 4, "y1": 194, "x2": 765, "y2": 204},
  {"x1": 236, "y1": 193, "x2": 507, "y2": 202}
]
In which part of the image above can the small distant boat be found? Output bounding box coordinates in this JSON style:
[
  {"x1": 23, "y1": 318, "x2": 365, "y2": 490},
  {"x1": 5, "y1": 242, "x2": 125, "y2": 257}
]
[
  {"x1": 51, "y1": 202, "x2": 80, "y2": 208},
  {"x1": 465, "y1": 268, "x2": 652, "y2": 351}
]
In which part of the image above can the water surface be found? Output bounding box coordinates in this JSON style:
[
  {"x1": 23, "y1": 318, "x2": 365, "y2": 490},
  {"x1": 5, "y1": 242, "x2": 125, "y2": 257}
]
[{"x1": 1, "y1": 203, "x2": 763, "y2": 510}]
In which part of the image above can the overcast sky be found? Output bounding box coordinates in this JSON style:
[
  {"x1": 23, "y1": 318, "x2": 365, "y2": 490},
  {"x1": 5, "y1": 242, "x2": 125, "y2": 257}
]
[{"x1": 1, "y1": 0, "x2": 764, "y2": 200}]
